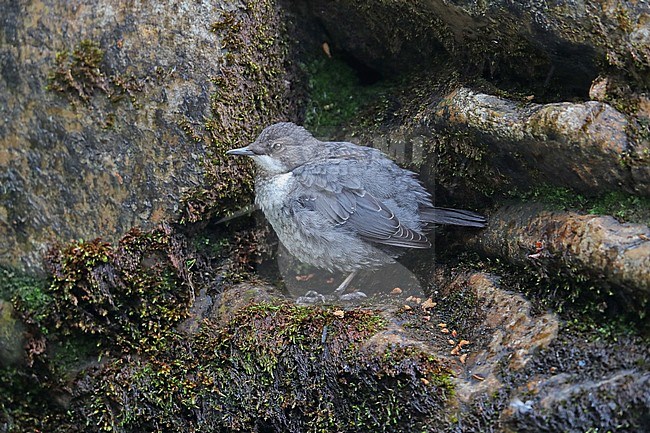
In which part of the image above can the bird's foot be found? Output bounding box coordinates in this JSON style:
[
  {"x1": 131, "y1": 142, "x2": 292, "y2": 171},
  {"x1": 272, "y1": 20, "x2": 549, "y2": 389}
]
[
  {"x1": 338, "y1": 291, "x2": 368, "y2": 301},
  {"x1": 295, "y1": 289, "x2": 368, "y2": 304},
  {"x1": 295, "y1": 290, "x2": 327, "y2": 305}
]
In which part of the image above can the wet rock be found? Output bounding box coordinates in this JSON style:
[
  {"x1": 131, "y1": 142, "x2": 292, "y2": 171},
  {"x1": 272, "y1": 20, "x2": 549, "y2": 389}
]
[
  {"x1": 297, "y1": 0, "x2": 648, "y2": 95},
  {"x1": 467, "y1": 203, "x2": 650, "y2": 310},
  {"x1": 427, "y1": 270, "x2": 559, "y2": 401},
  {"x1": 340, "y1": 85, "x2": 648, "y2": 200},
  {"x1": 0, "y1": 0, "x2": 299, "y2": 273},
  {"x1": 422, "y1": 268, "x2": 649, "y2": 431},
  {"x1": 503, "y1": 370, "x2": 650, "y2": 433},
  {"x1": 0, "y1": 299, "x2": 25, "y2": 367},
  {"x1": 434, "y1": 88, "x2": 645, "y2": 195}
]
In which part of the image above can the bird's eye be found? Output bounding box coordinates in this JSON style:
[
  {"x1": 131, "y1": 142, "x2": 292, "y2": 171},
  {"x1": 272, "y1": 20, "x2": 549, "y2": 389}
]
[{"x1": 271, "y1": 141, "x2": 283, "y2": 150}]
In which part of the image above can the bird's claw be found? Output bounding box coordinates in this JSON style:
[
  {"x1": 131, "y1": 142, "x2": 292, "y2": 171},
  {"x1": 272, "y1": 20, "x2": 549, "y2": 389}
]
[
  {"x1": 296, "y1": 290, "x2": 326, "y2": 305},
  {"x1": 338, "y1": 291, "x2": 367, "y2": 301},
  {"x1": 295, "y1": 290, "x2": 368, "y2": 304}
]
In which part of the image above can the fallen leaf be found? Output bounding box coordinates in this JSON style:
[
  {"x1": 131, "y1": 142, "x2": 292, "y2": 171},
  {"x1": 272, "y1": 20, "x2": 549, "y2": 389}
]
[
  {"x1": 332, "y1": 310, "x2": 345, "y2": 318},
  {"x1": 451, "y1": 329, "x2": 458, "y2": 338},
  {"x1": 420, "y1": 377, "x2": 430, "y2": 385},
  {"x1": 295, "y1": 273, "x2": 315, "y2": 282},
  {"x1": 458, "y1": 339, "x2": 470, "y2": 348},
  {"x1": 459, "y1": 354, "x2": 468, "y2": 364},
  {"x1": 421, "y1": 298, "x2": 437, "y2": 310},
  {"x1": 390, "y1": 287, "x2": 403, "y2": 295},
  {"x1": 322, "y1": 41, "x2": 332, "y2": 58},
  {"x1": 441, "y1": 328, "x2": 450, "y2": 334},
  {"x1": 437, "y1": 323, "x2": 447, "y2": 328},
  {"x1": 448, "y1": 339, "x2": 456, "y2": 345},
  {"x1": 472, "y1": 374, "x2": 485, "y2": 381}
]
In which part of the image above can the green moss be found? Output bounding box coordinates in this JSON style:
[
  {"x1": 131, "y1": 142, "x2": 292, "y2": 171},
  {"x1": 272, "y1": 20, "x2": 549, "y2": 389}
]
[
  {"x1": 0, "y1": 267, "x2": 51, "y2": 332},
  {"x1": 586, "y1": 191, "x2": 650, "y2": 225},
  {"x1": 180, "y1": 0, "x2": 301, "y2": 223},
  {"x1": 514, "y1": 184, "x2": 650, "y2": 225},
  {"x1": 0, "y1": 365, "x2": 72, "y2": 432},
  {"x1": 46, "y1": 39, "x2": 143, "y2": 105},
  {"x1": 303, "y1": 57, "x2": 384, "y2": 136},
  {"x1": 67, "y1": 302, "x2": 453, "y2": 432},
  {"x1": 515, "y1": 184, "x2": 589, "y2": 209},
  {"x1": 43, "y1": 226, "x2": 194, "y2": 351}
]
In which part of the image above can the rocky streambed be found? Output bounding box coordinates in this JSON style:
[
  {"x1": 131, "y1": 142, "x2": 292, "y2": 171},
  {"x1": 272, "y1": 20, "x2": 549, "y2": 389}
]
[{"x1": 1, "y1": 0, "x2": 649, "y2": 432}]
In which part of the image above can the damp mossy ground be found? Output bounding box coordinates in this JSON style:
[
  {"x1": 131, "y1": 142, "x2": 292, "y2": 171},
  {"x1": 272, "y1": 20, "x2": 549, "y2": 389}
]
[
  {"x1": 511, "y1": 185, "x2": 650, "y2": 225},
  {"x1": 2, "y1": 221, "x2": 457, "y2": 433},
  {"x1": 68, "y1": 302, "x2": 454, "y2": 433}
]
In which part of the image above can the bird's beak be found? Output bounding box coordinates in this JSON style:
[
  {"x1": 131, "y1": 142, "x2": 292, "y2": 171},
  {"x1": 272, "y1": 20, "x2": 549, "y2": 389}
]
[{"x1": 226, "y1": 146, "x2": 256, "y2": 156}]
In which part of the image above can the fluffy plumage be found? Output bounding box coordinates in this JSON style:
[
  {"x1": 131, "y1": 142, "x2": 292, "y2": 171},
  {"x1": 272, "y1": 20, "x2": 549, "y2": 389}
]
[{"x1": 227, "y1": 122, "x2": 486, "y2": 274}]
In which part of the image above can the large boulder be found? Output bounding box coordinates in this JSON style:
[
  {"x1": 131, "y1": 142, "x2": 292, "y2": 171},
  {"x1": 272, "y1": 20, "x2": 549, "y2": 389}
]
[{"x1": 0, "y1": 0, "x2": 300, "y2": 273}]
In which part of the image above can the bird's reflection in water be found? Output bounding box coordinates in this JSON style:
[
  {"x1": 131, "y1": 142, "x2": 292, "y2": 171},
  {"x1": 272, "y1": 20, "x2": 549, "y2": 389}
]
[{"x1": 273, "y1": 244, "x2": 426, "y2": 304}]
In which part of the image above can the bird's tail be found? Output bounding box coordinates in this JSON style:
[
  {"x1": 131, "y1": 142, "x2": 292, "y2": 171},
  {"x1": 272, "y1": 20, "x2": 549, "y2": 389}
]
[{"x1": 421, "y1": 207, "x2": 487, "y2": 228}]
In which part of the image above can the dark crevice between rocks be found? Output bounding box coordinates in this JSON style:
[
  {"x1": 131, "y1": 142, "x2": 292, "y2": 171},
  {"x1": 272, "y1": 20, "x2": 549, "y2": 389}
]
[
  {"x1": 336, "y1": 51, "x2": 383, "y2": 86},
  {"x1": 283, "y1": 1, "x2": 599, "y2": 109}
]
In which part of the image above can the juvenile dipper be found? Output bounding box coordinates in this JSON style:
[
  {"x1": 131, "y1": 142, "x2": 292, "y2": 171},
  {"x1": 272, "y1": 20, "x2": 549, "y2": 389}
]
[{"x1": 227, "y1": 122, "x2": 486, "y2": 299}]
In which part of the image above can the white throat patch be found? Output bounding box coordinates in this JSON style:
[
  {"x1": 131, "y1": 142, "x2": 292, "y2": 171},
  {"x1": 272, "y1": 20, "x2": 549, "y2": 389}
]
[{"x1": 253, "y1": 155, "x2": 286, "y2": 174}]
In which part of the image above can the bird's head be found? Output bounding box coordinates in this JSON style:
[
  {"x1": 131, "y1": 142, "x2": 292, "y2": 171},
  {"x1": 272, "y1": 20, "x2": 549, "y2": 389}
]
[{"x1": 226, "y1": 122, "x2": 321, "y2": 175}]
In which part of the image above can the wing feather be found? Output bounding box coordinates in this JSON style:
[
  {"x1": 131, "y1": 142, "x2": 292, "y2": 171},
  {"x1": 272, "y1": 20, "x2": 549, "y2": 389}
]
[{"x1": 293, "y1": 161, "x2": 430, "y2": 248}]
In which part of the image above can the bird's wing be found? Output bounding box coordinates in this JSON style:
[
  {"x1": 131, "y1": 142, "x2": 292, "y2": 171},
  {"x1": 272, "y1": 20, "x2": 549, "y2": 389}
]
[{"x1": 292, "y1": 160, "x2": 430, "y2": 248}]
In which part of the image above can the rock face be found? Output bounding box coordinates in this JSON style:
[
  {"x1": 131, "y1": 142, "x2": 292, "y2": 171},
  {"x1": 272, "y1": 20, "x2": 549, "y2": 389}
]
[
  {"x1": 434, "y1": 89, "x2": 647, "y2": 195},
  {"x1": 503, "y1": 370, "x2": 650, "y2": 433},
  {"x1": 0, "y1": 0, "x2": 299, "y2": 273},
  {"x1": 0, "y1": 300, "x2": 25, "y2": 367},
  {"x1": 334, "y1": 84, "x2": 648, "y2": 203},
  {"x1": 299, "y1": 0, "x2": 648, "y2": 95},
  {"x1": 467, "y1": 203, "x2": 650, "y2": 311},
  {"x1": 293, "y1": 0, "x2": 649, "y2": 201}
]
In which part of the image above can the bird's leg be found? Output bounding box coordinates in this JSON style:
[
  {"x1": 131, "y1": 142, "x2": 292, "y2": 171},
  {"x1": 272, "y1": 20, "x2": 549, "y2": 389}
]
[
  {"x1": 296, "y1": 271, "x2": 366, "y2": 304},
  {"x1": 331, "y1": 270, "x2": 359, "y2": 297},
  {"x1": 332, "y1": 271, "x2": 367, "y2": 301}
]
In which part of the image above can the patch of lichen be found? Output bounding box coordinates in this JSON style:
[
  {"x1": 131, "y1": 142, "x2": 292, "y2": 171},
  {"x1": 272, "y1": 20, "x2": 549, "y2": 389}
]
[
  {"x1": 180, "y1": 1, "x2": 303, "y2": 224},
  {"x1": 47, "y1": 39, "x2": 143, "y2": 105},
  {"x1": 66, "y1": 302, "x2": 453, "y2": 432},
  {"x1": 43, "y1": 224, "x2": 195, "y2": 352}
]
